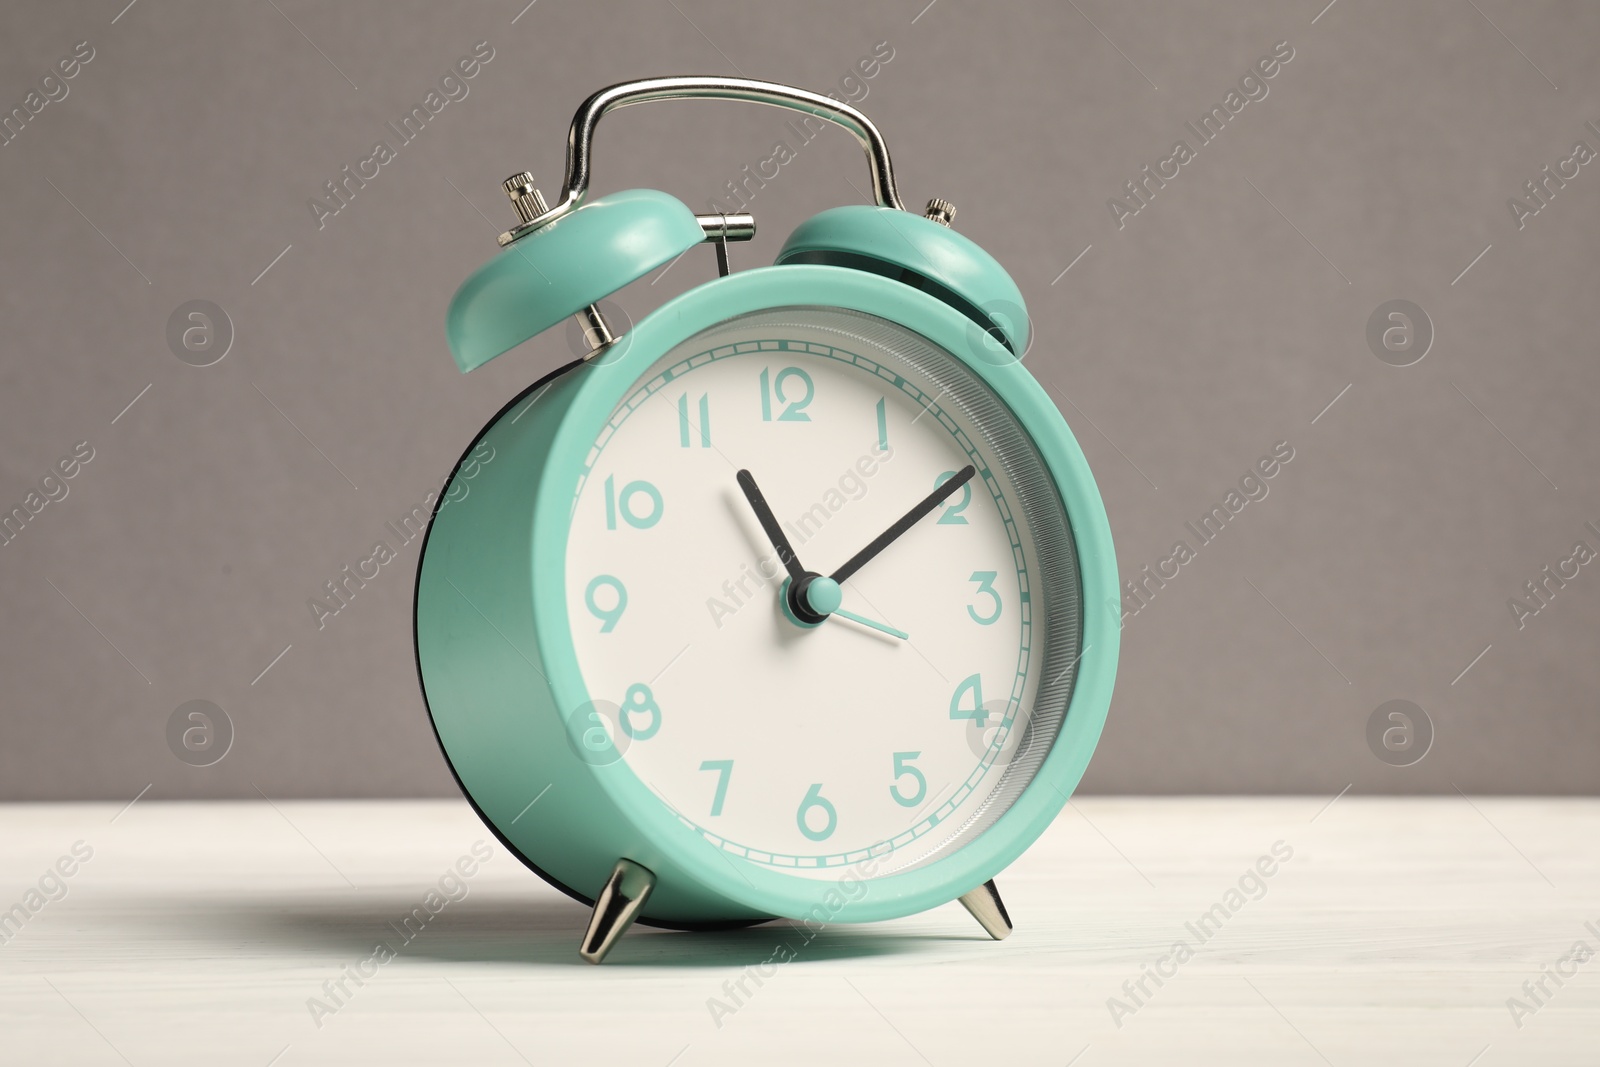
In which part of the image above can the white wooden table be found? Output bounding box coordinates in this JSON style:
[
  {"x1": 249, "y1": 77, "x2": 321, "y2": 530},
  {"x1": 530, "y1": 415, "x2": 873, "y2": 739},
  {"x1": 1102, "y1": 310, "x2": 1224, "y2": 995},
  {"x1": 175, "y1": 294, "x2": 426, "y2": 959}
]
[{"x1": 1, "y1": 797, "x2": 1595, "y2": 1065}]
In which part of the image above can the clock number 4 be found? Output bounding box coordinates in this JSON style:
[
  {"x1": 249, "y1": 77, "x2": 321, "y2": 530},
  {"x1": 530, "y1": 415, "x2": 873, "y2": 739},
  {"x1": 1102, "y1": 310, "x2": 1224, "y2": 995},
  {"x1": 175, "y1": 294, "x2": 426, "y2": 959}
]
[
  {"x1": 699, "y1": 759, "x2": 733, "y2": 816},
  {"x1": 950, "y1": 674, "x2": 988, "y2": 727},
  {"x1": 759, "y1": 366, "x2": 814, "y2": 422},
  {"x1": 584, "y1": 574, "x2": 627, "y2": 632},
  {"x1": 604, "y1": 475, "x2": 663, "y2": 530},
  {"x1": 796, "y1": 783, "x2": 837, "y2": 841},
  {"x1": 678, "y1": 393, "x2": 711, "y2": 448},
  {"x1": 967, "y1": 571, "x2": 1002, "y2": 625},
  {"x1": 889, "y1": 751, "x2": 927, "y2": 808},
  {"x1": 935, "y1": 470, "x2": 972, "y2": 524}
]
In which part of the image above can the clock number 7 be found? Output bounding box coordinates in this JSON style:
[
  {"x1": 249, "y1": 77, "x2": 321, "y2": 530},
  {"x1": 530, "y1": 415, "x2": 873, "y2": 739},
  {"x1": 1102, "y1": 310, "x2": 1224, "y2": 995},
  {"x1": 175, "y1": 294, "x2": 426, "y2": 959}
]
[{"x1": 699, "y1": 759, "x2": 733, "y2": 816}]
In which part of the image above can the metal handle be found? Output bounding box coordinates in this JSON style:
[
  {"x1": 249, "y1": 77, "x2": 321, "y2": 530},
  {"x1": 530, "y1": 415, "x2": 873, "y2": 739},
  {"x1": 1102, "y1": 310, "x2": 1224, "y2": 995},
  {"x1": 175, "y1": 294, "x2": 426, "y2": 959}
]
[{"x1": 519, "y1": 76, "x2": 906, "y2": 234}]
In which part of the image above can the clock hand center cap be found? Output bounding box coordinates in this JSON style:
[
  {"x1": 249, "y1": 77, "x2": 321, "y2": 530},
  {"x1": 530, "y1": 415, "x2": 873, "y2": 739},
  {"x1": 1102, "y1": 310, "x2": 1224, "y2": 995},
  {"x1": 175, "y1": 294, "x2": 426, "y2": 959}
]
[{"x1": 803, "y1": 576, "x2": 843, "y2": 616}]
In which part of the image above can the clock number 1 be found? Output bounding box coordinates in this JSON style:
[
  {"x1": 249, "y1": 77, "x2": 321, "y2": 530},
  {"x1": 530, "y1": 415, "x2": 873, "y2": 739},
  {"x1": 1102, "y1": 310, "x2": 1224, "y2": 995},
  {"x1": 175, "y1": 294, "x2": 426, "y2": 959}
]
[
  {"x1": 699, "y1": 759, "x2": 733, "y2": 816},
  {"x1": 796, "y1": 783, "x2": 837, "y2": 841},
  {"x1": 875, "y1": 396, "x2": 888, "y2": 451},
  {"x1": 759, "y1": 366, "x2": 814, "y2": 422},
  {"x1": 890, "y1": 752, "x2": 926, "y2": 808}
]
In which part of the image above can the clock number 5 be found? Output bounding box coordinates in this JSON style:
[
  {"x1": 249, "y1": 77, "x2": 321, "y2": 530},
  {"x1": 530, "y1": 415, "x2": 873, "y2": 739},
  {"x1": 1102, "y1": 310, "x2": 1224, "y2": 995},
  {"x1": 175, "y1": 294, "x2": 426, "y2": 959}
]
[
  {"x1": 759, "y1": 366, "x2": 814, "y2": 422},
  {"x1": 699, "y1": 759, "x2": 733, "y2": 816},
  {"x1": 950, "y1": 674, "x2": 987, "y2": 727},
  {"x1": 796, "y1": 783, "x2": 837, "y2": 841},
  {"x1": 935, "y1": 470, "x2": 972, "y2": 524},
  {"x1": 604, "y1": 475, "x2": 663, "y2": 530},
  {"x1": 967, "y1": 571, "x2": 1002, "y2": 625},
  {"x1": 889, "y1": 752, "x2": 926, "y2": 808}
]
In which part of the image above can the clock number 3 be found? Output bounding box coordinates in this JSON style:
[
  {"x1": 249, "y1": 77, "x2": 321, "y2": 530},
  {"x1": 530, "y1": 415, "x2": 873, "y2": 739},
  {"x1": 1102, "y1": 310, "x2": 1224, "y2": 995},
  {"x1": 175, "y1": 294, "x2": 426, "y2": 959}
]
[
  {"x1": 620, "y1": 683, "x2": 661, "y2": 740},
  {"x1": 796, "y1": 783, "x2": 837, "y2": 841},
  {"x1": 889, "y1": 751, "x2": 927, "y2": 808},
  {"x1": 759, "y1": 366, "x2": 814, "y2": 422},
  {"x1": 966, "y1": 571, "x2": 1001, "y2": 625}
]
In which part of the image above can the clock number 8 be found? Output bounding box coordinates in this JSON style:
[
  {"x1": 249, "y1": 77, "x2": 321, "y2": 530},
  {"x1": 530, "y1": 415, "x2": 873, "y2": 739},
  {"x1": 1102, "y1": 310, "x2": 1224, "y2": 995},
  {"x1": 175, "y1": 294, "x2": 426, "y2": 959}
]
[
  {"x1": 620, "y1": 683, "x2": 661, "y2": 740},
  {"x1": 796, "y1": 783, "x2": 837, "y2": 841}
]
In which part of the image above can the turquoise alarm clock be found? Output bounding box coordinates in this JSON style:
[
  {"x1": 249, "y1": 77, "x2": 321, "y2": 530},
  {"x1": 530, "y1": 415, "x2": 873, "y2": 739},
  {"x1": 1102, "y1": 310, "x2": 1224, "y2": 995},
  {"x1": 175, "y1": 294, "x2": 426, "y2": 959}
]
[{"x1": 414, "y1": 77, "x2": 1119, "y2": 963}]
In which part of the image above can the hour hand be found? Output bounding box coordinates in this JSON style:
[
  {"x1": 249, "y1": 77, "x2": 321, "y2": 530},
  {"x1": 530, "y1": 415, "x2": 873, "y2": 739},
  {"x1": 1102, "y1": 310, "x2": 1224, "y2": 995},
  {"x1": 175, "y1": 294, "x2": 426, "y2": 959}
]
[{"x1": 736, "y1": 469, "x2": 806, "y2": 581}]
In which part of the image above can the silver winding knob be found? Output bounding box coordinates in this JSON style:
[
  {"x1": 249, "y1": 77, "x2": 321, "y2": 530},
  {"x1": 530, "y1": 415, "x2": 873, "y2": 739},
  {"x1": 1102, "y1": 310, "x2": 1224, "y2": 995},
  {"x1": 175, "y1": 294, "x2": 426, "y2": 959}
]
[
  {"x1": 924, "y1": 197, "x2": 956, "y2": 227},
  {"x1": 503, "y1": 172, "x2": 550, "y2": 224}
]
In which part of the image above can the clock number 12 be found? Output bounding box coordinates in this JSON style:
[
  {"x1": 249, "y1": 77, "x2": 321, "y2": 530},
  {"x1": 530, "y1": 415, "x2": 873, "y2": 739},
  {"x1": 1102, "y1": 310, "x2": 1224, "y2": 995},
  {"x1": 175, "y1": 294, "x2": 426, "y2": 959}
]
[{"x1": 759, "y1": 366, "x2": 814, "y2": 422}]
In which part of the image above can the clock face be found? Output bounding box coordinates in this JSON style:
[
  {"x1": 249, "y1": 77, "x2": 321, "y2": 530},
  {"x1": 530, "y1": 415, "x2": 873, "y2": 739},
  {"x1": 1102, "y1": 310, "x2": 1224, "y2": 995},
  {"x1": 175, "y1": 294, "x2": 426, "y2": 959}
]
[{"x1": 564, "y1": 307, "x2": 1081, "y2": 881}]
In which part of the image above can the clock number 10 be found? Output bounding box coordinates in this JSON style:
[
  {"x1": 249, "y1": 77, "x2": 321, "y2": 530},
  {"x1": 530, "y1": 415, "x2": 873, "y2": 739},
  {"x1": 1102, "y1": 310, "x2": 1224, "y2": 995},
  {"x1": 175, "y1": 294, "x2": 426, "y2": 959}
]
[
  {"x1": 604, "y1": 475, "x2": 663, "y2": 530},
  {"x1": 759, "y1": 366, "x2": 814, "y2": 422}
]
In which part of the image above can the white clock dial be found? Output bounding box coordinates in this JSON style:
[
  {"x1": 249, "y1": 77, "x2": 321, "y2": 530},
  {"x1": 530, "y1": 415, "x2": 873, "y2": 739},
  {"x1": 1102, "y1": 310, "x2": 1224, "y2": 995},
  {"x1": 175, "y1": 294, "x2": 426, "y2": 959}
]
[{"x1": 564, "y1": 308, "x2": 1081, "y2": 880}]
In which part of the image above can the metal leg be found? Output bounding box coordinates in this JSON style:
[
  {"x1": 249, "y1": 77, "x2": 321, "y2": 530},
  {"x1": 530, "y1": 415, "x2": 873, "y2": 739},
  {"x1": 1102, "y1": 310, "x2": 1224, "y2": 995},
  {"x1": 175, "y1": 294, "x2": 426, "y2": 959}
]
[
  {"x1": 957, "y1": 879, "x2": 1012, "y2": 941},
  {"x1": 579, "y1": 858, "x2": 656, "y2": 964}
]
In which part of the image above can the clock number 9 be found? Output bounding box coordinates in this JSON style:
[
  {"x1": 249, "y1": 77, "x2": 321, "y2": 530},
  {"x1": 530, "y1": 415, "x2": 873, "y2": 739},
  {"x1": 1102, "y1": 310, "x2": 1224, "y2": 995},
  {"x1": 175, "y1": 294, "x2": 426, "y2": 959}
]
[
  {"x1": 604, "y1": 475, "x2": 663, "y2": 530},
  {"x1": 935, "y1": 470, "x2": 972, "y2": 525},
  {"x1": 584, "y1": 574, "x2": 627, "y2": 632},
  {"x1": 759, "y1": 366, "x2": 814, "y2": 422},
  {"x1": 619, "y1": 683, "x2": 661, "y2": 740},
  {"x1": 796, "y1": 783, "x2": 837, "y2": 841},
  {"x1": 889, "y1": 752, "x2": 927, "y2": 808},
  {"x1": 966, "y1": 571, "x2": 1002, "y2": 625},
  {"x1": 949, "y1": 674, "x2": 987, "y2": 727}
]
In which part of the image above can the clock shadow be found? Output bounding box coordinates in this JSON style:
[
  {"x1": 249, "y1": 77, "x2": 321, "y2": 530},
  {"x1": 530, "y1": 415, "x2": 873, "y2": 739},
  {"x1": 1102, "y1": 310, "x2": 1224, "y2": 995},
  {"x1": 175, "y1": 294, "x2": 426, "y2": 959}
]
[{"x1": 133, "y1": 893, "x2": 947, "y2": 969}]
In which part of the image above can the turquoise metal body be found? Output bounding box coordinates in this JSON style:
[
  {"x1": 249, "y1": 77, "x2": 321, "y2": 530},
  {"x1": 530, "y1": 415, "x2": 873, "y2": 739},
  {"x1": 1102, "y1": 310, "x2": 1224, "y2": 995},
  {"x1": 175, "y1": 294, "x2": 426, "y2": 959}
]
[{"x1": 415, "y1": 264, "x2": 1119, "y2": 927}]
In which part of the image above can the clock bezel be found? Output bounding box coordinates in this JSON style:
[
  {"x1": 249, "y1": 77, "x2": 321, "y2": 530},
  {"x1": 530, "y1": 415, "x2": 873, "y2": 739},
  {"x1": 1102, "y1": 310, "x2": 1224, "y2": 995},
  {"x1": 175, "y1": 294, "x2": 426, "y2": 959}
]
[{"x1": 531, "y1": 264, "x2": 1119, "y2": 923}]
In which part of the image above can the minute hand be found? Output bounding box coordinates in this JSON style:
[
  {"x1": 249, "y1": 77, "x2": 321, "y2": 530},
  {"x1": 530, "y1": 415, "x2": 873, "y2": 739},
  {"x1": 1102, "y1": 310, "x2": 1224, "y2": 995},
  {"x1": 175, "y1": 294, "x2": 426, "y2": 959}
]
[{"x1": 830, "y1": 464, "x2": 977, "y2": 584}]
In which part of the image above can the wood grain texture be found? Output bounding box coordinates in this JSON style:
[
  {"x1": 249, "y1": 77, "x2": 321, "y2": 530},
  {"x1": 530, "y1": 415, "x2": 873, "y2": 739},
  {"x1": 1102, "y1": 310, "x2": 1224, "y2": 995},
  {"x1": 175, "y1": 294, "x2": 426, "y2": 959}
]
[{"x1": 0, "y1": 797, "x2": 1596, "y2": 1065}]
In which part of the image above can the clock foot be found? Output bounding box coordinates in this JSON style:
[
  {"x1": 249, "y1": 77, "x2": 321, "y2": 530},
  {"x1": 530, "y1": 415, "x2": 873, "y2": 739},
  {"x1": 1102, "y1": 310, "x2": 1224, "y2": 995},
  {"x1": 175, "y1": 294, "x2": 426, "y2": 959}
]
[
  {"x1": 957, "y1": 879, "x2": 1012, "y2": 941},
  {"x1": 579, "y1": 858, "x2": 656, "y2": 964}
]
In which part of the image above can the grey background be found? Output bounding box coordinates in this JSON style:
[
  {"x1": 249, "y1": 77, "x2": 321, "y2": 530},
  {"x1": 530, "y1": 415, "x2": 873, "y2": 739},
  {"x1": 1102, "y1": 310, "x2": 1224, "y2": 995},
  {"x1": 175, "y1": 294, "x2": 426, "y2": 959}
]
[{"x1": 1, "y1": 0, "x2": 1595, "y2": 801}]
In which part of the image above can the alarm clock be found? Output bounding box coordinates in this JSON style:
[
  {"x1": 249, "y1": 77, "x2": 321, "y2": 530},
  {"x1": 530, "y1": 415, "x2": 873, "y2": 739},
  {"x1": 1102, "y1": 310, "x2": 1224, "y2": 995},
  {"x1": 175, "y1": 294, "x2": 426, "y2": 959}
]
[{"x1": 414, "y1": 77, "x2": 1119, "y2": 963}]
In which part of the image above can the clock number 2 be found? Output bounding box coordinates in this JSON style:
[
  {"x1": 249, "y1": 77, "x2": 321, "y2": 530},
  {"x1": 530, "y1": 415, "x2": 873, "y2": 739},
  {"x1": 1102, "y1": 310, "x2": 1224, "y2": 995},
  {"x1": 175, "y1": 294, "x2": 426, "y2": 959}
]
[
  {"x1": 889, "y1": 752, "x2": 927, "y2": 808},
  {"x1": 584, "y1": 574, "x2": 627, "y2": 632},
  {"x1": 796, "y1": 783, "x2": 837, "y2": 841},
  {"x1": 699, "y1": 759, "x2": 733, "y2": 816},
  {"x1": 949, "y1": 674, "x2": 987, "y2": 726},
  {"x1": 604, "y1": 475, "x2": 663, "y2": 530},
  {"x1": 935, "y1": 470, "x2": 972, "y2": 524},
  {"x1": 759, "y1": 366, "x2": 814, "y2": 422},
  {"x1": 966, "y1": 571, "x2": 1002, "y2": 625},
  {"x1": 620, "y1": 683, "x2": 661, "y2": 740}
]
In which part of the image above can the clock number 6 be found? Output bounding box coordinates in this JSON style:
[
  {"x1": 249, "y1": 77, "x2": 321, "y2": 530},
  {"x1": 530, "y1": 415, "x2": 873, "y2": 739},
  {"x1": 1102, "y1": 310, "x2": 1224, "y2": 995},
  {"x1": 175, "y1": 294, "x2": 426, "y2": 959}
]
[
  {"x1": 966, "y1": 570, "x2": 1001, "y2": 625},
  {"x1": 604, "y1": 475, "x2": 663, "y2": 530},
  {"x1": 890, "y1": 751, "x2": 927, "y2": 808},
  {"x1": 759, "y1": 366, "x2": 814, "y2": 422},
  {"x1": 584, "y1": 574, "x2": 627, "y2": 632},
  {"x1": 796, "y1": 783, "x2": 837, "y2": 841},
  {"x1": 620, "y1": 683, "x2": 661, "y2": 740}
]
